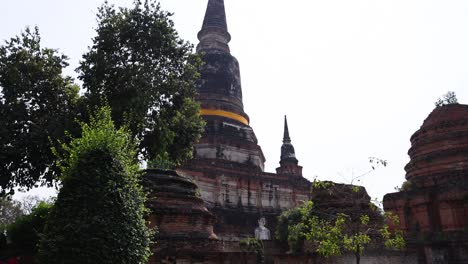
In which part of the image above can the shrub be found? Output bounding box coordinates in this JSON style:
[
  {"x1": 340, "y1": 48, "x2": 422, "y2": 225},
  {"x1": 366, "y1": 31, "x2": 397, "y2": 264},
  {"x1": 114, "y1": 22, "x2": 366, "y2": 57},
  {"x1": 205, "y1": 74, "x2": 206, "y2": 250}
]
[{"x1": 38, "y1": 107, "x2": 152, "y2": 264}]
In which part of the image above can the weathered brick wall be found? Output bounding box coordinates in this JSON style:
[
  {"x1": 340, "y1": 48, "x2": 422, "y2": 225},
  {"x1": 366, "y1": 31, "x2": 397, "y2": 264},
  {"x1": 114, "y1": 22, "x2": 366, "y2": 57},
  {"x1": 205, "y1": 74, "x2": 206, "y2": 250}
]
[{"x1": 178, "y1": 160, "x2": 311, "y2": 239}]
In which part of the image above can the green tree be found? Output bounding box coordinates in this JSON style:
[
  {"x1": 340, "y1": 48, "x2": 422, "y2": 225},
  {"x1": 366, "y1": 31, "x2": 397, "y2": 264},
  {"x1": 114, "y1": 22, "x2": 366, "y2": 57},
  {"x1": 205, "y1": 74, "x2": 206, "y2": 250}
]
[
  {"x1": 0, "y1": 27, "x2": 79, "y2": 195},
  {"x1": 6, "y1": 201, "x2": 52, "y2": 257},
  {"x1": 38, "y1": 107, "x2": 152, "y2": 264},
  {"x1": 277, "y1": 159, "x2": 404, "y2": 264},
  {"x1": 78, "y1": 0, "x2": 204, "y2": 167},
  {"x1": 277, "y1": 188, "x2": 405, "y2": 264}
]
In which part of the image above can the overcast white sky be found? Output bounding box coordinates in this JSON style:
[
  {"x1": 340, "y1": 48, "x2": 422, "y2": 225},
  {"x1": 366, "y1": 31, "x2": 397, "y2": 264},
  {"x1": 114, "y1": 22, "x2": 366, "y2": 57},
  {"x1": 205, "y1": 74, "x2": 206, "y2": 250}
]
[{"x1": 2, "y1": 0, "x2": 467, "y2": 203}]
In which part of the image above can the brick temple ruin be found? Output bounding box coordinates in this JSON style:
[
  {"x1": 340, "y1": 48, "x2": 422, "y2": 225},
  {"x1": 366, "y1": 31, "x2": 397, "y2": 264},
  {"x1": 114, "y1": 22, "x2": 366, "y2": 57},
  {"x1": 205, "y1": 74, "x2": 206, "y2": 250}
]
[
  {"x1": 144, "y1": 0, "x2": 468, "y2": 263},
  {"x1": 384, "y1": 104, "x2": 468, "y2": 263}
]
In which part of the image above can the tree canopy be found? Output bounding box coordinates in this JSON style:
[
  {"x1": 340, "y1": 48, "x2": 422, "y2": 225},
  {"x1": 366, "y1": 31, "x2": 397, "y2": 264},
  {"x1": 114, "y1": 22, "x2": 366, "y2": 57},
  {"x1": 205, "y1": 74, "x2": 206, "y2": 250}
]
[
  {"x1": 38, "y1": 107, "x2": 152, "y2": 263},
  {"x1": 0, "y1": 27, "x2": 79, "y2": 195},
  {"x1": 1, "y1": 0, "x2": 205, "y2": 194},
  {"x1": 78, "y1": 0, "x2": 205, "y2": 167}
]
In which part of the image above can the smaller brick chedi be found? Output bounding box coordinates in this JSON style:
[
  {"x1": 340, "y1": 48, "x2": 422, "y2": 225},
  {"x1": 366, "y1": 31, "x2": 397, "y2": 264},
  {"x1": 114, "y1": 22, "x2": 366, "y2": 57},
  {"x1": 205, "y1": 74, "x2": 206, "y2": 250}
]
[
  {"x1": 276, "y1": 116, "x2": 303, "y2": 176},
  {"x1": 144, "y1": 169, "x2": 223, "y2": 263},
  {"x1": 383, "y1": 103, "x2": 468, "y2": 263}
]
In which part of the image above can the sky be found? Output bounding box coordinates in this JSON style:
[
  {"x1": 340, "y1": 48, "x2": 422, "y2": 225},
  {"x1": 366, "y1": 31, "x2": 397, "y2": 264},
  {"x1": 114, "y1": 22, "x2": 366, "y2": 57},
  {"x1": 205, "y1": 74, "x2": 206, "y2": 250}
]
[{"x1": 2, "y1": 0, "x2": 468, "y2": 203}]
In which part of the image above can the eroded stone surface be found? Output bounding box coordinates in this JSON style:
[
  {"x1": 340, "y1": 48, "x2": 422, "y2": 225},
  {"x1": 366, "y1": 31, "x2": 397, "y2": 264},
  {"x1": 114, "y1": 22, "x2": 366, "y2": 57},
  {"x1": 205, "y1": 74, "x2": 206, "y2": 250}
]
[{"x1": 178, "y1": 159, "x2": 311, "y2": 240}]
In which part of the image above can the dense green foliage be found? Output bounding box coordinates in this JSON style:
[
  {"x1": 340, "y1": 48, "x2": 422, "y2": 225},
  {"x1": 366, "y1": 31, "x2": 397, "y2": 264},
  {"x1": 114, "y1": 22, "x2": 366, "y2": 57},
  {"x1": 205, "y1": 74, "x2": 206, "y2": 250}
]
[
  {"x1": 0, "y1": 27, "x2": 79, "y2": 195},
  {"x1": 78, "y1": 0, "x2": 205, "y2": 166},
  {"x1": 6, "y1": 201, "x2": 52, "y2": 256},
  {"x1": 1, "y1": 0, "x2": 205, "y2": 194},
  {"x1": 239, "y1": 237, "x2": 264, "y2": 264},
  {"x1": 277, "y1": 201, "x2": 354, "y2": 255},
  {"x1": 1, "y1": 1, "x2": 205, "y2": 261},
  {"x1": 38, "y1": 107, "x2": 152, "y2": 264},
  {"x1": 276, "y1": 203, "x2": 307, "y2": 252},
  {"x1": 276, "y1": 184, "x2": 405, "y2": 264}
]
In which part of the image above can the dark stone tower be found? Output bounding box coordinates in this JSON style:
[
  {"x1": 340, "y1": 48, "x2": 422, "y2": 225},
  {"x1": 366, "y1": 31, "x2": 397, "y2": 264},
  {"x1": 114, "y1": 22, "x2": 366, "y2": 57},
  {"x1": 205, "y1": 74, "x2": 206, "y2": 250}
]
[
  {"x1": 276, "y1": 116, "x2": 303, "y2": 176},
  {"x1": 178, "y1": 0, "x2": 311, "y2": 240},
  {"x1": 194, "y1": 0, "x2": 265, "y2": 171}
]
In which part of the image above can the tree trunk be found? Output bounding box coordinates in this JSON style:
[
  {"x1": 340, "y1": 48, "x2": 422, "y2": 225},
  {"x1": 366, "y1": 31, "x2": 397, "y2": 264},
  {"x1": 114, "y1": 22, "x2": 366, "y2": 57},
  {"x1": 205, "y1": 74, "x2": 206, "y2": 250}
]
[{"x1": 356, "y1": 245, "x2": 361, "y2": 264}]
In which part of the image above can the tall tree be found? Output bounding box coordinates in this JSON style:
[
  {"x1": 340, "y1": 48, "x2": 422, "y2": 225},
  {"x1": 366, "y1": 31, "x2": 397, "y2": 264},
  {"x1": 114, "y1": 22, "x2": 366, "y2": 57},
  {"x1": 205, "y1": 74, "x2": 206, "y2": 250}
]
[
  {"x1": 0, "y1": 27, "x2": 79, "y2": 195},
  {"x1": 78, "y1": 0, "x2": 204, "y2": 166},
  {"x1": 38, "y1": 107, "x2": 152, "y2": 263}
]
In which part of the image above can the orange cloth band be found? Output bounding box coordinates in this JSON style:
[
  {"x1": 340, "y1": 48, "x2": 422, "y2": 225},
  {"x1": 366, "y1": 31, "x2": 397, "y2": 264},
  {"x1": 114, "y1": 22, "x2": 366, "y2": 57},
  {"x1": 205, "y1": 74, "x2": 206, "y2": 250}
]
[{"x1": 200, "y1": 109, "x2": 249, "y2": 125}]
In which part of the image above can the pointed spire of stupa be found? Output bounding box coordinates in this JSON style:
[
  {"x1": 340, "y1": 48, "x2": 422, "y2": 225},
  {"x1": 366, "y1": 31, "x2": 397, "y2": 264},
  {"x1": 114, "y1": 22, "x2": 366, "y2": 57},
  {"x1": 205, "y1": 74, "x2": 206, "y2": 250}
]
[
  {"x1": 197, "y1": 0, "x2": 231, "y2": 53},
  {"x1": 283, "y1": 115, "x2": 291, "y2": 143},
  {"x1": 280, "y1": 116, "x2": 298, "y2": 164},
  {"x1": 202, "y1": 0, "x2": 228, "y2": 31},
  {"x1": 277, "y1": 116, "x2": 302, "y2": 176}
]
